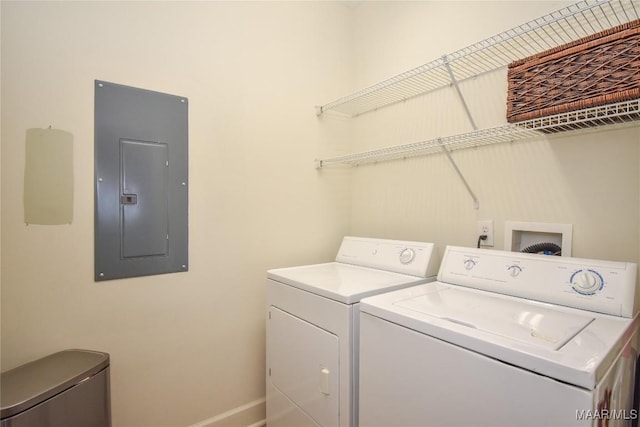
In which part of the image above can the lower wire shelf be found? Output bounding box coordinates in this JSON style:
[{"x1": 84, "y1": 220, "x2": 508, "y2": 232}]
[{"x1": 315, "y1": 98, "x2": 640, "y2": 168}]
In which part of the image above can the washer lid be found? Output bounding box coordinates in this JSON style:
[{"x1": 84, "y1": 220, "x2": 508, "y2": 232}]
[
  {"x1": 267, "y1": 262, "x2": 430, "y2": 304},
  {"x1": 360, "y1": 282, "x2": 636, "y2": 389},
  {"x1": 394, "y1": 284, "x2": 593, "y2": 350}
]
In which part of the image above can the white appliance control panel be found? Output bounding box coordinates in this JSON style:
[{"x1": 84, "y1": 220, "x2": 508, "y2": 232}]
[
  {"x1": 336, "y1": 237, "x2": 438, "y2": 278},
  {"x1": 438, "y1": 246, "x2": 638, "y2": 318}
]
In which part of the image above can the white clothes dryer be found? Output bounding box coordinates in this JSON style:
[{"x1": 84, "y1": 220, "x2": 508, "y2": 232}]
[
  {"x1": 266, "y1": 237, "x2": 438, "y2": 427},
  {"x1": 359, "y1": 246, "x2": 639, "y2": 427}
]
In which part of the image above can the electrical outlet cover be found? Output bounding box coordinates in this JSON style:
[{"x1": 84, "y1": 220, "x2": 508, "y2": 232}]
[{"x1": 477, "y1": 220, "x2": 494, "y2": 247}]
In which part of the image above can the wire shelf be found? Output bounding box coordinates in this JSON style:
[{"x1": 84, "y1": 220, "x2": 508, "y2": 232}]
[
  {"x1": 316, "y1": 0, "x2": 640, "y2": 117},
  {"x1": 315, "y1": 99, "x2": 640, "y2": 168}
]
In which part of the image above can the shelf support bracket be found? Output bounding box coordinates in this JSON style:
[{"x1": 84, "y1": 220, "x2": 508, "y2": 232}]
[
  {"x1": 443, "y1": 54, "x2": 478, "y2": 131},
  {"x1": 437, "y1": 138, "x2": 479, "y2": 210},
  {"x1": 442, "y1": 55, "x2": 479, "y2": 209}
]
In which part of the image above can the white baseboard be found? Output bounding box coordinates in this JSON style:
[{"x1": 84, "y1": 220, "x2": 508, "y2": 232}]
[{"x1": 189, "y1": 397, "x2": 266, "y2": 427}]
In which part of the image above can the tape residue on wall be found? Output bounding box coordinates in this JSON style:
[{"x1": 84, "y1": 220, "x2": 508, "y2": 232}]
[{"x1": 24, "y1": 127, "x2": 74, "y2": 225}]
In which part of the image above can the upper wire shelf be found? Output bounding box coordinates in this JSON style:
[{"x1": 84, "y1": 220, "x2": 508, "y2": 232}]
[
  {"x1": 315, "y1": 99, "x2": 640, "y2": 168},
  {"x1": 316, "y1": 0, "x2": 640, "y2": 117}
]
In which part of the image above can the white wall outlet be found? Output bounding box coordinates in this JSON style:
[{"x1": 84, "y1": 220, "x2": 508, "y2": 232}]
[{"x1": 477, "y1": 220, "x2": 494, "y2": 247}]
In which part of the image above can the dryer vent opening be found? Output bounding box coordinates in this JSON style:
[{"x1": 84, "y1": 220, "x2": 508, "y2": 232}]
[{"x1": 521, "y1": 242, "x2": 562, "y2": 256}]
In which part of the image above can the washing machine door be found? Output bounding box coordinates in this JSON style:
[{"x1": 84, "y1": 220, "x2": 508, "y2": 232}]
[{"x1": 267, "y1": 306, "x2": 339, "y2": 426}]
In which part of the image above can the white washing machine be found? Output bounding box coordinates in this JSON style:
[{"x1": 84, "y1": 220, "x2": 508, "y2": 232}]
[
  {"x1": 359, "y1": 245, "x2": 640, "y2": 427},
  {"x1": 266, "y1": 236, "x2": 439, "y2": 427}
]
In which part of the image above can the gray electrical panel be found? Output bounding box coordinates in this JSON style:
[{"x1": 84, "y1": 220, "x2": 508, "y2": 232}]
[{"x1": 94, "y1": 80, "x2": 188, "y2": 281}]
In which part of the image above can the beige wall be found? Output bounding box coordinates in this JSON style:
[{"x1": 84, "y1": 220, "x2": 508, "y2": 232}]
[
  {"x1": 1, "y1": 2, "x2": 352, "y2": 426},
  {"x1": 2, "y1": 1, "x2": 639, "y2": 427},
  {"x1": 346, "y1": 1, "x2": 640, "y2": 264}
]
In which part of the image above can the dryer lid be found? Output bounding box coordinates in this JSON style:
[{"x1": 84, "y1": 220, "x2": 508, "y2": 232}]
[
  {"x1": 393, "y1": 283, "x2": 594, "y2": 350},
  {"x1": 268, "y1": 262, "x2": 429, "y2": 304}
]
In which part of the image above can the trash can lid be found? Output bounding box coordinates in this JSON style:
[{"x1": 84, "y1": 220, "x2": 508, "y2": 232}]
[{"x1": 1, "y1": 349, "x2": 110, "y2": 419}]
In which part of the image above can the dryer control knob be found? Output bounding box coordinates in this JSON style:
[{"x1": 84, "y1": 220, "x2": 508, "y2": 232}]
[
  {"x1": 464, "y1": 259, "x2": 476, "y2": 270},
  {"x1": 571, "y1": 270, "x2": 602, "y2": 295},
  {"x1": 399, "y1": 248, "x2": 415, "y2": 264},
  {"x1": 507, "y1": 265, "x2": 522, "y2": 277}
]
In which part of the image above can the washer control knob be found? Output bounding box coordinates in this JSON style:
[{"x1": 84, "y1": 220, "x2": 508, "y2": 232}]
[
  {"x1": 399, "y1": 248, "x2": 415, "y2": 264},
  {"x1": 507, "y1": 265, "x2": 522, "y2": 277},
  {"x1": 464, "y1": 259, "x2": 476, "y2": 270},
  {"x1": 571, "y1": 269, "x2": 603, "y2": 295}
]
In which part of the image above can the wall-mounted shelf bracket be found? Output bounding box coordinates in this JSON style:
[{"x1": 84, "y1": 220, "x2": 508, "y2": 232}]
[
  {"x1": 443, "y1": 54, "x2": 479, "y2": 209},
  {"x1": 438, "y1": 138, "x2": 480, "y2": 210},
  {"x1": 443, "y1": 54, "x2": 478, "y2": 131}
]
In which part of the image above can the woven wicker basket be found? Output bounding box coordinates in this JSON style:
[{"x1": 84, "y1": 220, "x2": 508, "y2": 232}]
[{"x1": 506, "y1": 19, "x2": 640, "y2": 123}]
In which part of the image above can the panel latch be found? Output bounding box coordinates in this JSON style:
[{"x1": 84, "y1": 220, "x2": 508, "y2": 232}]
[{"x1": 120, "y1": 194, "x2": 138, "y2": 205}]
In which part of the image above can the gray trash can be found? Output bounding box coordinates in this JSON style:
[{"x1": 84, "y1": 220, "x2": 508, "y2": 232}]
[{"x1": 0, "y1": 349, "x2": 110, "y2": 427}]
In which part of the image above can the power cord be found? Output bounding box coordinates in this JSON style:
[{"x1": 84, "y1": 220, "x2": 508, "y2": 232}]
[{"x1": 477, "y1": 234, "x2": 487, "y2": 248}]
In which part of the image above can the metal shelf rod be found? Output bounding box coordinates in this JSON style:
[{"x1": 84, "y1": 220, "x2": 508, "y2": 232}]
[{"x1": 315, "y1": 99, "x2": 640, "y2": 168}]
